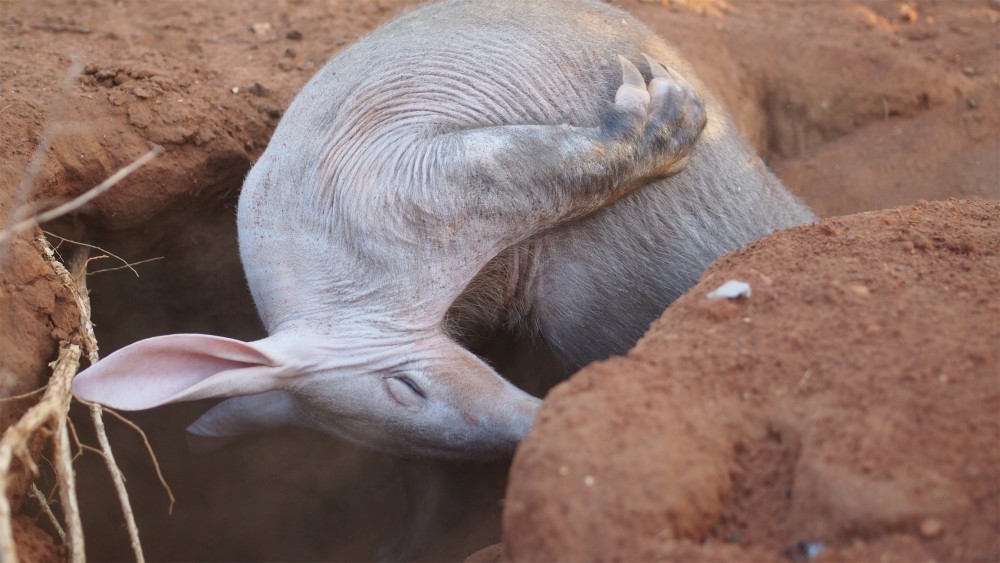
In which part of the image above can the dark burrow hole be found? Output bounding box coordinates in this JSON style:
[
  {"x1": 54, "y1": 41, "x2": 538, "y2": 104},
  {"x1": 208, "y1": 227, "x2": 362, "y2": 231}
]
[{"x1": 56, "y1": 182, "x2": 561, "y2": 561}]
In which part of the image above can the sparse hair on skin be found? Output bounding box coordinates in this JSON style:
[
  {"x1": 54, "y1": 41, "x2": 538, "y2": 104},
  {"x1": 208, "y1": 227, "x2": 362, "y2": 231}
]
[{"x1": 72, "y1": 0, "x2": 813, "y2": 461}]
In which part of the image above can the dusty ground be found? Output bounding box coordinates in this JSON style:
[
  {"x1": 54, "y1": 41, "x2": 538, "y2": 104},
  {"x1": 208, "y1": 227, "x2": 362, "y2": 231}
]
[
  {"x1": 0, "y1": 0, "x2": 997, "y2": 561},
  {"x1": 505, "y1": 199, "x2": 1000, "y2": 562}
]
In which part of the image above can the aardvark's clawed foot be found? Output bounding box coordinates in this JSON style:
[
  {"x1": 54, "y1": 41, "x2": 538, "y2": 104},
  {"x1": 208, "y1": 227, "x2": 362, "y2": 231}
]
[{"x1": 611, "y1": 54, "x2": 707, "y2": 178}]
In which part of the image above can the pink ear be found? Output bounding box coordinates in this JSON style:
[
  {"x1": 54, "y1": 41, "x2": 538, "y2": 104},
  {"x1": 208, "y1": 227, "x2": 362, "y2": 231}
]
[{"x1": 72, "y1": 334, "x2": 288, "y2": 410}]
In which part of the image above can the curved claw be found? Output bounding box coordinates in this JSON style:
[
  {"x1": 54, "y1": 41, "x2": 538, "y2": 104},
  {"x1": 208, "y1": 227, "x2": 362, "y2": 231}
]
[
  {"x1": 618, "y1": 55, "x2": 645, "y2": 89},
  {"x1": 642, "y1": 53, "x2": 671, "y2": 81},
  {"x1": 641, "y1": 53, "x2": 676, "y2": 99},
  {"x1": 615, "y1": 55, "x2": 651, "y2": 113}
]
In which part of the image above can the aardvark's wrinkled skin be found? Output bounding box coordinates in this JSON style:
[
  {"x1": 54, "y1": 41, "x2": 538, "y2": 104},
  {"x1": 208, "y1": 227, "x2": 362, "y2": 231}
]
[{"x1": 73, "y1": 0, "x2": 814, "y2": 460}]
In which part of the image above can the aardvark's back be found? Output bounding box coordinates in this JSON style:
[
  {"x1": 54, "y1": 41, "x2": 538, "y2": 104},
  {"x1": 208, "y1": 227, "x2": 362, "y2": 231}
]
[{"x1": 236, "y1": 0, "x2": 725, "y2": 335}]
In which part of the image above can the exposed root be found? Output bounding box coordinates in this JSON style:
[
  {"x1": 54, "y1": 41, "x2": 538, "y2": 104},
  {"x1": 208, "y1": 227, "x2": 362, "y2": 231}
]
[
  {"x1": 66, "y1": 418, "x2": 86, "y2": 462},
  {"x1": 0, "y1": 342, "x2": 82, "y2": 562},
  {"x1": 0, "y1": 61, "x2": 166, "y2": 560},
  {"x1": 90, "y1": 405, "x2": 144, "y2": 562},
  {"x1": 0, "y1": 387, "x2": 46, "y2": 404},
  {"x1": 88, "y1": 256, "x2": 164, "y2": 276},
  {"x1": 0, "y1": 234, "x2": 161, "y2": 562},
  {"x1": 54, "y1": 390, "x2": 84, "y2": 563},
  {"x1": 63, "y1": 239, "x2": 149, "y2": 561},
  {"x1": 28, "y1": 483, "x2": 65, "y2": 541},
  {"x1": 101, "y1": 408, "x2": 175, "y2": 515},
  {"x1": 44, "y1": 230, "x2": 146, "y2": 278}
]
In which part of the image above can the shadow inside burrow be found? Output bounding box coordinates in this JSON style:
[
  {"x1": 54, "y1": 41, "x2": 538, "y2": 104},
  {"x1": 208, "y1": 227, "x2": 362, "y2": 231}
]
[{"x1": 60, "y1": 194, "x2": 562, "y2": 561}]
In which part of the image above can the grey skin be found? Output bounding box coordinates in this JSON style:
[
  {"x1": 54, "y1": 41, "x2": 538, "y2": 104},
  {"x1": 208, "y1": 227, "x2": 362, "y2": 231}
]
[{"x1": 72, "y1": 0, "x2": 814, "y2": 461}]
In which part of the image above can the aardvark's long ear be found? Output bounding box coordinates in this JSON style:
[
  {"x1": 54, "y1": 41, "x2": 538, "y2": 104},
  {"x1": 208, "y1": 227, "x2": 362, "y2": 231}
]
[{"x1": 72, "y1": 334, "x2": 289, "y2": 411}]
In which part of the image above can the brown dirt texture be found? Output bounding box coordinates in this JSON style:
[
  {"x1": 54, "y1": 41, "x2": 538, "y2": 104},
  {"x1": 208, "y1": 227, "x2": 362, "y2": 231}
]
[
  {"x1": 0, "y1": 0, "x2": 997, "y2": 561},
  {"x1": 505, "y1": 199, "x2": 1000, "y2": 562}
]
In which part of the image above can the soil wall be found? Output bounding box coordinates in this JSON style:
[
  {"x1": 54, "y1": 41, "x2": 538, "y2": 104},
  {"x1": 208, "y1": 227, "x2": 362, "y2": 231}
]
[{"x1": 0, "y1": 0, "x2": 996, "y2": 560}]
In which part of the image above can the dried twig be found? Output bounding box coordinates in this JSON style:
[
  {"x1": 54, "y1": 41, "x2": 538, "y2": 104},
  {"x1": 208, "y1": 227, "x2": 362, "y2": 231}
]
[
  {"x1": 28, "y1": 483, "x2": 65, "y2": 541},
  {"x1": 0, "y1": 59, "x2": 82, "y2": 270},
  {"x1": 44, "y1": 231, "x2": 143, "y2": 278},
  {"x1": 0, "y1": 386, "x2": 46, "y2": 403},
  {"x1": 76, "y1": 443, "x2": 108, "y2": 462},
  {"x1": 66, "y1": 417, "x2": 85, "y2": 462},
  {"x1": 53, "y1": 240, "x2": 99, "y2": 366},
  {"x1": 65, "y1": 241, "x2": 147, "y2": 562},
  {"x1": 90, "y1": 406, "x2": 144, "y2": 562},
  {"x1": 0, "y1": 342, "x2": 82, "y2": 563},
  {"x1": 53, "y1": 376, "x2": 84, "y2": 563},
  {"x1": 27, "y1": 23, "x2": 92, "y2": 34},
  {"x1": 90, "y1": 256, "x2": 164, "y2": 276},
  {"x1": 102, "y1": 408, "x2": 175, "y2": 515},
  {"x1": 0, "y1": 235, "x2": 151, "y2": 562},
  {"x1": 0, "y1": 146, "x2": 162, "y2": 247}
]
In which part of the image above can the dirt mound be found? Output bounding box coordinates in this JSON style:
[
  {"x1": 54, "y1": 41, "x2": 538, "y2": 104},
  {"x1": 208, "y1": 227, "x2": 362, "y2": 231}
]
[
  {"x1": 504, "y1": 199, "x2": 1000, "y2": 562},
  {"x1": 630, "y1": 0, "x2": 999, "y2": 214},
  {"x1": 0, "y1": 0, "x2": 398, "y2": 231},
  {"x1": 1, "y1": 0, "x2": 998, "y2": 561}
]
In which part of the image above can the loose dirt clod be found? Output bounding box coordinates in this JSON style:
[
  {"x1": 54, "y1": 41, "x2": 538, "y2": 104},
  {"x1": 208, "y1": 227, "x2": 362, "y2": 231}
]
[{"x1": 920, "y1": 518, "x2": 945, "y2": 538}]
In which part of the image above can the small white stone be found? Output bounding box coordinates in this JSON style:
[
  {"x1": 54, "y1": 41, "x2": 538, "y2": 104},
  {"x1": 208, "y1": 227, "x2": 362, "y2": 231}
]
[
  {"x1": 707, "y1": 280, "x2": 751, "y2": 300},
  {"x1": 251, "y1": 22, "x2": 274, "y2": 36}
]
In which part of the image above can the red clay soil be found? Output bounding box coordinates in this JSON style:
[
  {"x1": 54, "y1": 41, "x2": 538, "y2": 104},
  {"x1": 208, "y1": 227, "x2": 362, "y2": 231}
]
[
  {"x1": 713, "y1": 206, "x2": 1000, "y2": 562},
  {"x1": 505, "y1": 200, "x2": 1000, "y2": 562},
  {"x1": 0, "y1": 237, "x2": 80, "y2": 538},
  {"x1": 1, "y1": 0, "x2": 995, "y2": 229},
  {"x1": 0, "y1": 0, "x2": 998, "y2": 561},
  {"x1": 11, "y1": 515, "x2": 64, "y2": 563}
]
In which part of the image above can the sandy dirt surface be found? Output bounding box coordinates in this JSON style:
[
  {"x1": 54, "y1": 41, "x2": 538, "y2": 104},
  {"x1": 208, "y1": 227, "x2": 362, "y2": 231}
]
[
  {"x1": 505, "y1": 199, "x2": 1000, "y2": 562},
  {"x1": 0, "y1": 0, "x2": 997, "y2": 561}
]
